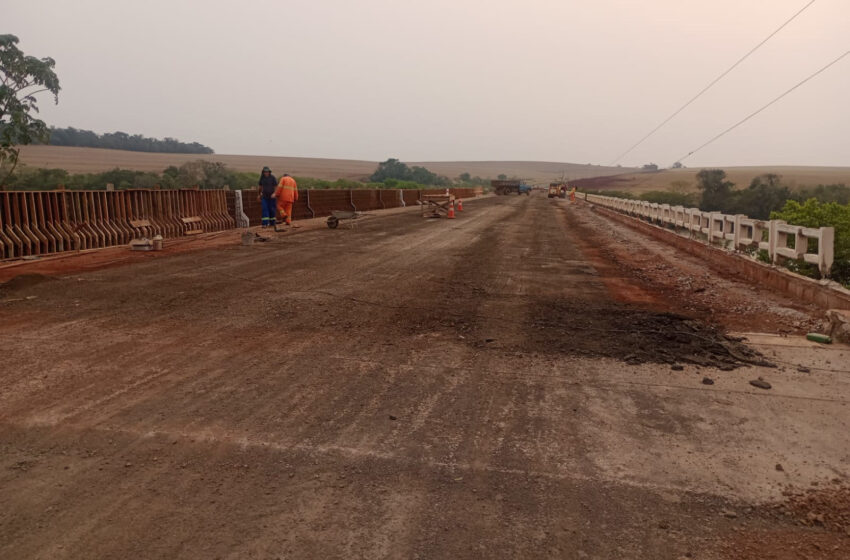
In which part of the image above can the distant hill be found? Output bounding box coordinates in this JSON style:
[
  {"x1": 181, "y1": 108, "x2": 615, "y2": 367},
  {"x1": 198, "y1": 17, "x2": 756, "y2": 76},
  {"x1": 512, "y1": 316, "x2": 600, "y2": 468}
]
[{"x1": 17, "y1": 146, "x2": 637, "y2": 183}]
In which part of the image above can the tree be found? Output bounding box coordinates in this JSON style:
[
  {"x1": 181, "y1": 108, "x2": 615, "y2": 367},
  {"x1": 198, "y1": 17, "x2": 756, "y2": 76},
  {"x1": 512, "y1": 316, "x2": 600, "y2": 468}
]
[
  {"x1": 772, "y1": 199, "x2": 850, "y2": 283},
  {"x1": 370, "y1": 158, "x2": 411, "y2": 182},
  {"x1": 0, "y1": 35, "x2": 60, "y2": 184},
  {"x1": 459, "y1": 172, "x2": 471, "y2": 182},
  {"x1": 735, "y1": 174, "x2": 790, "y2": 219},
  {"x1": 497, "y1": 174, "x2": 507, "y2": 181},
  {"x1": 369, "y1": 158, "x2": 447, "y2": 185},
  {"x1": 696, "y1": 169, "x2": 734, "y2": 212},
  {"x1": 47, "y1": 126, "x2": 214, "y2": 154}
]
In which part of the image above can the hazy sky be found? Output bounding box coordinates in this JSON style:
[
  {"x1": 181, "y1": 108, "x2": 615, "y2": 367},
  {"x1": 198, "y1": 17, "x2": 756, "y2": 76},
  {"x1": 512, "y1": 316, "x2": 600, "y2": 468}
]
[{"x1": 6, "y1": 0, "x2": 849, "y2": 166}]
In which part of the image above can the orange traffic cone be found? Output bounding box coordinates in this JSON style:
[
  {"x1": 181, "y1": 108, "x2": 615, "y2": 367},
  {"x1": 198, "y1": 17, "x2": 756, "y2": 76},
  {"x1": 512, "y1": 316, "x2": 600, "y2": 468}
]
[
  {"x1": 447, "y1": 201, "x2": 456, "y2": 219},
  {"x1": 456, "y1": 199, "x2": 463, "y2": 212}
]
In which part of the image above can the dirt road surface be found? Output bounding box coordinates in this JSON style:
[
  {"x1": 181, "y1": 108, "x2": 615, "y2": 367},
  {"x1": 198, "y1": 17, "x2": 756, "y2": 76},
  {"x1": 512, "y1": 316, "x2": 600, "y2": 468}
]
[{"x1": 2, "y1": 195, "x2": 848, "y2": 559}]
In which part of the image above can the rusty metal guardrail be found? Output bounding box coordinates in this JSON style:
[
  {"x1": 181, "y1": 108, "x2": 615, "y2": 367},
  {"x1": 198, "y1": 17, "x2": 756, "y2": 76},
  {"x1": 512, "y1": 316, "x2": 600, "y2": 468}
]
[
  {"x1": 0, "y1": 187, "x2": 482, "y2": 260},
  {"x1": 0, "y1": 189, "x2": 234, "y2": 260},
  {"x1": 231, "y1": 187, "x2": 483, "y2": 228}
]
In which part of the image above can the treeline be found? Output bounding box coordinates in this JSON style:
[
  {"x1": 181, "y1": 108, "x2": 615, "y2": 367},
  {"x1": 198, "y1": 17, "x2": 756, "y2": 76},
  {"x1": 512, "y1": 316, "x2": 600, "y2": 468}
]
[
  {"x1": 370, "y1": 158, "x2": 450, "y2": 186},
  {"x1": 694, "y1": 170, "x2": 850, "y2": 219},
  {"x1": 5, "y1": 161, "x2": 469, "y2": 192},
  {"x1": 7, "y1": 162, "x2": 249, "y2": 191},
  {"x1": 588, "y1": 171, "x2": 850, "y2": 221},
  {"x1": 45, "y1": 127, "x2": 214, "y2": 154},
  {"x1": 6, "y1": 157, "x2": 499, "y2": 193},
  {"x1": 696, "y1": 171, "x2": 850, "y2": 283}
]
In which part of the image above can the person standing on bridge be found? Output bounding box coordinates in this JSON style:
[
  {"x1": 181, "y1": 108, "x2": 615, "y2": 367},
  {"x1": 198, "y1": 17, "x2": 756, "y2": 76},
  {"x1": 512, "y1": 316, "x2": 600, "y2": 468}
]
[
  {"x1": 257, "y1": 166, "x2": 278, "y2": 228},
  {"x1": 275, "y1": 173, "x2": 299, "y2": 228}
]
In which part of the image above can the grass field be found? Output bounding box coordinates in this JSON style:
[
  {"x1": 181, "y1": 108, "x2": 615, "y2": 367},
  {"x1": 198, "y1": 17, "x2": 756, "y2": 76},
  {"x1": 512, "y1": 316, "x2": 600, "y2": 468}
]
[
  {"x1": 16, "y1": 146, "x2": 636, "y2": 184},
  {"x1": 578, "y1": 166, "x2": 850, "y2": 194}
]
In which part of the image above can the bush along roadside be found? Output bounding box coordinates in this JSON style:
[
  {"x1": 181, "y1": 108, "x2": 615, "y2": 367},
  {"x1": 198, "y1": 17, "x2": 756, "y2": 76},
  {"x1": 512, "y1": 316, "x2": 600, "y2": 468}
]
[{"x1": 771, "y1": 199, "x2": 850, "y2": 287}]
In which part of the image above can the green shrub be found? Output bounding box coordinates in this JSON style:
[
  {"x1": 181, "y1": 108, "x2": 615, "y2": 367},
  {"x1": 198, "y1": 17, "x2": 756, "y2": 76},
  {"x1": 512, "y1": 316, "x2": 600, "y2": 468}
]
[{"x1": 771, "y1": 199, "x2": 850, "y2": 285}]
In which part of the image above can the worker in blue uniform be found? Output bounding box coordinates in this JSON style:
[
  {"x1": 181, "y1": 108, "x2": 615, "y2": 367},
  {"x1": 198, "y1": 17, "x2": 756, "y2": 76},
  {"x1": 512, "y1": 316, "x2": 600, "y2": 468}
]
[{"x1": 257, "y1": 166, "x2": 278, "y2": 227}]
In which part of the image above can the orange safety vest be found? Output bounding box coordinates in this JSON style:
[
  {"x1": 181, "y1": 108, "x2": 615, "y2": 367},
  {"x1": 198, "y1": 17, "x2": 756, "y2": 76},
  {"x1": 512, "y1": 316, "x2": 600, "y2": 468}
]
[{"x1": 275, "y1": 176, "x2": 299, "y2": 202}]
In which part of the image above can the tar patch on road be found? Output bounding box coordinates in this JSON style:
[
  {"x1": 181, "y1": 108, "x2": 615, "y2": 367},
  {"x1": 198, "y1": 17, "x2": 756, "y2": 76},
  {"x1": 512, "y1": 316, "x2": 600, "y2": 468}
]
[
  {"x1": 527, "y1": 299, "x2": 773, "y2": 369},
  {"x1": 0, "y1": 273, "x2": 56, "y2": 295}
]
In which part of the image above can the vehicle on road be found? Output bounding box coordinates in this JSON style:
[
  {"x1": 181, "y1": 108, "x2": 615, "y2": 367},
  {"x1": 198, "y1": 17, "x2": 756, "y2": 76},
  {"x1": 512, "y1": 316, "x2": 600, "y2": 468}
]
[
  {"x1": 549, "y1": 182, "x2": 569, "y2": 198},
  {"x1": 491, "y1": 180, "x2": 532, "y2": 196}
]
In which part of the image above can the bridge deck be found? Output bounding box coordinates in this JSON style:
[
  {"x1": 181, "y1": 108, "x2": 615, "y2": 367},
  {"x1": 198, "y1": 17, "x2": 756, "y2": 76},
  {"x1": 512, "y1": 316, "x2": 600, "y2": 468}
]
[{"x1": 1, "y1": 195, "x2": 847, "y2": 559}]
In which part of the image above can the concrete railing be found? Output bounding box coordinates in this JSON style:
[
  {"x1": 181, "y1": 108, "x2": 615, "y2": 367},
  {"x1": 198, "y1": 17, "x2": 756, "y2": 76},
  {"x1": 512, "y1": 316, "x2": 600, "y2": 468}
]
[{"x1": 583, "y1": 193, "x2": 835, "y2": 276}]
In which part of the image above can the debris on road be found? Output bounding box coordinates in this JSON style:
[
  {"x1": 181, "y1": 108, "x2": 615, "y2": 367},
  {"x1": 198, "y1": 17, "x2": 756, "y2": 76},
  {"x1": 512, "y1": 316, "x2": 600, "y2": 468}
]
[
  {"x1": 806, "y1": 332, "x2": 832, "y2": 344},
  {"x1": 749, "y1": 378, "x2": 772, "y2": 390},
  {"x1": 826, "y1": 309, "x2": 850, "y2": 343},
  {"x1": 129, "y1": 238, "x2": 153, "y2": 251},
  {"x1": 771, "y1": 482, "x2": 850, "y2": 533}
]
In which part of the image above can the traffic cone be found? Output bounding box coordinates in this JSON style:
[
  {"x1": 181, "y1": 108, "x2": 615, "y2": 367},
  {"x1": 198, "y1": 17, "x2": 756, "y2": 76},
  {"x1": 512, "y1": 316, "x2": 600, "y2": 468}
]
[
  {"x1": 457, "y1": 199, "x2": 463, "y2": 212},
  {"x1": 447, "y1": 201, "x2": 456, "y2": 219}
]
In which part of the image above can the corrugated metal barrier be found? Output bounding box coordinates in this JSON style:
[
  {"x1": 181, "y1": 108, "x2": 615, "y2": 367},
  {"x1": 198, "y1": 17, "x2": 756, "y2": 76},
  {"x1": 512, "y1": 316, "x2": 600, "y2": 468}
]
[
  {"x1": 0, "y1": 187, "x2": 483, "y2": 260},
  {"x1": 0, "y1": 189, "x2": 233, "y2": 259},
  {"x1": 232, "y1": 187, "x2": 483, "y2": 227}
]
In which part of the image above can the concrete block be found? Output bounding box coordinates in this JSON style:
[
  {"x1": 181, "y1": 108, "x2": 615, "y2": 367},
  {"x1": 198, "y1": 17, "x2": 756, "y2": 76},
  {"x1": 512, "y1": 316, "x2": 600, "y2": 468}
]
[{"x1": 826, "y1": 309, "x2": 850, "y2": 343}]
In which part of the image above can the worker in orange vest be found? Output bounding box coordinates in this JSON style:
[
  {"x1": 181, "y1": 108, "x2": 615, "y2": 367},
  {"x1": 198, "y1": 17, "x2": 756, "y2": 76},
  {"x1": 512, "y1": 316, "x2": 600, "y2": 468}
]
[
  {"x1": 275, "y1": 173, "x2": 299, "y2": 227},
  {"x1": 569, "y1": 186, "x2": 576, "y2": 202}
]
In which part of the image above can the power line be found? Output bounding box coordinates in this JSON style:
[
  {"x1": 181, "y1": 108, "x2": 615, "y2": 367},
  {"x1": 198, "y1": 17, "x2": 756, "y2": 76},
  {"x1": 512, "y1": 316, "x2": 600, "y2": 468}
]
[
  {"x1": 609, "y1": 0, "x2": 818, "y2": 166},
  {"x1": 675, "y1": 49, "x2": 849, "y2": 164}
]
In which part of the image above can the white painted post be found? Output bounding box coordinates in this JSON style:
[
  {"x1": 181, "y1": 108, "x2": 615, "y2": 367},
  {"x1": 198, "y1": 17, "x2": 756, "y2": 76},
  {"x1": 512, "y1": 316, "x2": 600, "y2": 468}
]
[
  {"x1": 820, "y1": 227, "x2": 835, "y2": 275},
  {"x1": 234, "y1": 190, "x2": 250, "y2": 228},
  {"x1": 769, "y1": 220, "x2": 781, "y2": 264}
]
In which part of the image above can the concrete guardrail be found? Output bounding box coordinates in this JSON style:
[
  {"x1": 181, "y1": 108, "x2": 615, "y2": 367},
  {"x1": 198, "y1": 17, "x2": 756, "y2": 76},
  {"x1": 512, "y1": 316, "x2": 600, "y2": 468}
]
[{"x1": 583, "y1": 193, "x2": 835, "y2": 276}]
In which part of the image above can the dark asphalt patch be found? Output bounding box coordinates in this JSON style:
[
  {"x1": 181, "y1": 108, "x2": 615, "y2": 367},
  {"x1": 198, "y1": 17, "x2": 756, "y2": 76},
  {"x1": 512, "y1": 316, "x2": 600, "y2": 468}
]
[{"x1": 526, "y1": 300, "x2": 773, "y2": 369}]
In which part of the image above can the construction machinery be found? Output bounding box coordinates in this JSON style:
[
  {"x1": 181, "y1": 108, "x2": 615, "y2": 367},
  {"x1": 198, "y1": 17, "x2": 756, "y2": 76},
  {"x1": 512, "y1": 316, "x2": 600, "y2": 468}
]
[
  {"x1": 548, "y1": 182, "x2": 569, "y2": 198},
  {"x1": 491, "y1": 180, "x2": 532, "y2": 196}
]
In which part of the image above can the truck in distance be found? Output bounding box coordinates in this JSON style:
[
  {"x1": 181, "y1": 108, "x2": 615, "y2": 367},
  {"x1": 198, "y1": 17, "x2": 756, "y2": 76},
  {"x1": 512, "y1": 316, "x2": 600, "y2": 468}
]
[{"x1": 491, "y1": 180, "x2": 532, "y2": 196}]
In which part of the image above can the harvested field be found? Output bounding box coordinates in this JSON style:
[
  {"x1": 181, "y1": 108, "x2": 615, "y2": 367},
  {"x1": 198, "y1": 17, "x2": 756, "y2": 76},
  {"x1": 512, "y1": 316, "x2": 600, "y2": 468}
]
[
  {"x1": 1, "y1": 195, "x2": 848, "y2": 559},
  {"x1": 16, "y1": 145, "x2": 636, "y2": 184},
  {"x1": 573, "y1": 166, "x2": 850, "y2": 194}
]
